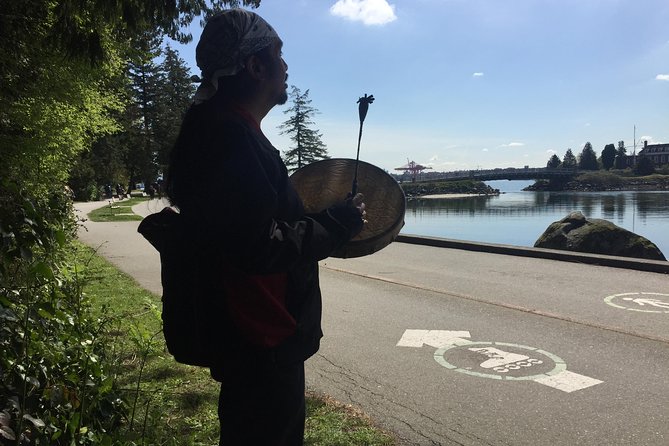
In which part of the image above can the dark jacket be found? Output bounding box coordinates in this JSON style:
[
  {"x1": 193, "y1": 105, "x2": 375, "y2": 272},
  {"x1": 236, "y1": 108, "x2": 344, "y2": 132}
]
[{"x1": 139, "y1": 106, "x2": 353, "y2": 376}]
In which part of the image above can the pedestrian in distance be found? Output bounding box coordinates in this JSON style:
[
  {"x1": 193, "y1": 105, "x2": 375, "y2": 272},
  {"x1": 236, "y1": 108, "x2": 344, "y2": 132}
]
[{"x1": 139, "y1": 8, "x2": 366, "y2": 446}]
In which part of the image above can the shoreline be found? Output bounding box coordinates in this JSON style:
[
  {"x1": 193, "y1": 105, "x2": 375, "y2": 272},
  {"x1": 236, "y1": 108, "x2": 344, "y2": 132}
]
[{"x1": 414, "y1": 193, "x2": 492, "y2": 199}]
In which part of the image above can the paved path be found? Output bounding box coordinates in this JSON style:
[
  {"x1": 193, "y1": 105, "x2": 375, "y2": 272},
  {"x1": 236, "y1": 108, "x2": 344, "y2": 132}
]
[{"x1": 75, "y1": 200, "x2": 669, "y2": 446}]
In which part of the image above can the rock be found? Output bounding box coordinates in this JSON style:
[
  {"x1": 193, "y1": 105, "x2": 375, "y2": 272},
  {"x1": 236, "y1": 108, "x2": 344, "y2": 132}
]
[{"x1": 534, "y1": 211, "x2": 666, "y2": 261}]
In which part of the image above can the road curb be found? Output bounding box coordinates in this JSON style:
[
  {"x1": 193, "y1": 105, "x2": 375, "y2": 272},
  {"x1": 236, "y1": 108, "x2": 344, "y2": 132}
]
[{"x1": 396, "y1": 234, "x2": 669, "y2": 275}]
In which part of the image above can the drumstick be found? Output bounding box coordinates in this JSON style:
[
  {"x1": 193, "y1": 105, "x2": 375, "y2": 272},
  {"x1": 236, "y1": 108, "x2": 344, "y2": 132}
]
[{"x1": 352, "y1": 94, "x2": 375, "y2": 196}]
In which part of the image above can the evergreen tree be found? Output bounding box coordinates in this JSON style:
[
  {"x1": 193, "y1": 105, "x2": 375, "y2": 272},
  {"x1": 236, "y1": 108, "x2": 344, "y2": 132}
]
[
  {"x1": 578, "y1": 142, "x2": 599, "y2": 170},
  {"x1": 125, "y1": 31, "x2": 165, "y2": 190},
  {"x1": 279, "y1": 86, "x2": 329, "y2": 172},
  {"x1": 562, "y1": 149, "x2": 577, "y2": 169},
  {"x1": 601, "y1": 143, "x2": 616, "y2": 170},
  {"x1": 155, "y1": 44, "x2": 196, "y2": 173},
  {"x1": 547, "y1": 154, "x2": 562, "y2": 169},
  {"x1": 614, "y1": 141, "x2": 627, "y2": 169}
]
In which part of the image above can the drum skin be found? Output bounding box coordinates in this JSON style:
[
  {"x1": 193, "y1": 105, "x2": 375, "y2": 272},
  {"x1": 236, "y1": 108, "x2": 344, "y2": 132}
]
[{"x1": 290, "y1": 158, "x2": 406, "y2": 258}]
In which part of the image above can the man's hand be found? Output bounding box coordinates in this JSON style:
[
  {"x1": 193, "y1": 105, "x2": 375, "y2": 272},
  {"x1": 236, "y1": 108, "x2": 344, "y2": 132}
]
[
  {"x1": 327, "y1": 193, "x2": 367, "y2": 240},
  {"x1": 347, "y1": 193, "x2": 367, "y2": 224}
]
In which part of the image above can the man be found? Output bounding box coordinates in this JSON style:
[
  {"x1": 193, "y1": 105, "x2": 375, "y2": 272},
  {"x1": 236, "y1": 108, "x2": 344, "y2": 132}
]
[{"x1": 139, "y1": 9, "x2": 365, "y2": 445}]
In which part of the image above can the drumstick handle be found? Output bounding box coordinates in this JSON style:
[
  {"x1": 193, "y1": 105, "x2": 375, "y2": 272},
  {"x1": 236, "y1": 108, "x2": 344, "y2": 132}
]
[
  {"x1": 352, "y1": 122, "x2": 363, "y2": 196},
  {"x1": 352, "y1": 94, "x2": 374, "y2": 196}
]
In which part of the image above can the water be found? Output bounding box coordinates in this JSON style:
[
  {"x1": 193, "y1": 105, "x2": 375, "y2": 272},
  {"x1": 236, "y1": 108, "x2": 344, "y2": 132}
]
[{"x1": 401, "y1": 180, "x2": 669, "y2": 256}]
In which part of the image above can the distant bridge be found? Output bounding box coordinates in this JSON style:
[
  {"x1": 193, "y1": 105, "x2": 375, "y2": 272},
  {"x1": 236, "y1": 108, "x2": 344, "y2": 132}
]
[{"x1": 404, "y1": 167, "x2": 580, "y2": 182}]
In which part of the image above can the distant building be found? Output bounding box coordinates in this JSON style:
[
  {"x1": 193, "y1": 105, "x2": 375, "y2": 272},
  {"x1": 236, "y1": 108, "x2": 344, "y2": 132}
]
[{"x1": 627, "y1": 141, "x2": 669, "y2": 167}]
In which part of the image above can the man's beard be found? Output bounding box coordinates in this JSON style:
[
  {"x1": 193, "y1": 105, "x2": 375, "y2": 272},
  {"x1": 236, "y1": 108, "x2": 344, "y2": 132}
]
[{"x1": 276, "y1": 87, "x2": 288, "y2": 105}]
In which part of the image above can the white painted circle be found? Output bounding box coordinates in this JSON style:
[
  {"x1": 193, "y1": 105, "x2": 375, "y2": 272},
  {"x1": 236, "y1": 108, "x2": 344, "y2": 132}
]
[
  {"x1": 604, "y1": 292, "x2": 669, "y2": 313},
  {"x1": 433, "y1": 341, "x2": 566, "y2": 381}
]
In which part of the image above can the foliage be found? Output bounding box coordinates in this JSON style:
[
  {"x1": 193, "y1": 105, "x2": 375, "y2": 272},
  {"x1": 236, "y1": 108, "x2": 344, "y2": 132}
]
[
  {"x1": 578, "y1": 142, "x2": 598, "y2": 170},
  {"x1": 634, "y1": 155, "x2": 655, "y2": 176},
  {"x1": 561, "y1": 149, "x2": 577, "y2": 169},
  {"x1": 601, "y1": 143, "x2": 616, "y2": 170},
  {"x1": 528, "y1": 170, "x2": 669, "y2": 191},
  {"x1": 400, "y1": 180, "x2": 498, "y2": 197},
  {"x1": 0, "y1": 2, "x2": 261, "y2": 444},
  {"x1": 74, "y1": 39, "x2": 196, "y2": 198},
  {"x1": 546, "y1": 154, "x2": 561, "y2": 169},
  {"x1": 614, "y1": 141, "x2": 627, "y2": 170},
  {"x1": 124, "y1": 31, "x2": 166, "y2": 191},
  {"x1": 279, "y1": 86, "x2": 330, "y2": 172},
  {"x1": 154, "y1": 45, "x2": 197, "y2": 171},
  {"x1": 575, "y1": 171, "x2": 624, "y2": 189},
  {"x1": 0, "y1": 183, "x2": 126, "y2": 445}
]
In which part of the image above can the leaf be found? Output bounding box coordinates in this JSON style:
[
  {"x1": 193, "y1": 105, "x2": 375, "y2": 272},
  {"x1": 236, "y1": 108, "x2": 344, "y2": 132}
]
[
  {"x1": 55, "y1": 229, "x2": 66, "y2": 247},
  {"x1": 25, "y1": 376, "x2": 40, "y2": 389},
  {"x1": 30, "y1": 261, "x2": 55, "y2": 280},
  {"x1": 20, "y1": 246, "x2": 33, "y2": 261},
  {"x1": 0, "y1": 426, "x2": 16, "y2": 441},
  {"x1": 37, "y1": 308, "x2": 55, "y2": 320},
  {"x1": 68, "y1": 412, "x2": 80, "y2": 435},
  {"x1": 23, "y1": 413, "x2": 46, "y2": 429}
]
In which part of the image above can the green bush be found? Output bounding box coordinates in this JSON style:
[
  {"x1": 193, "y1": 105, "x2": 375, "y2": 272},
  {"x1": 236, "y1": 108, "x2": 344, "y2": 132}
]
[
  {"x1": 0, "y1": 181, "x2": 126, "y2": 445},
  {"x1": 575, "y1": 171, "x2": 624, "y2": 188}
]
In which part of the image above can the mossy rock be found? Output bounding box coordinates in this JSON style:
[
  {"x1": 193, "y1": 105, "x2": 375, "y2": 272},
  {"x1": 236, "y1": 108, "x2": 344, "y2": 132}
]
[{"x1": 535, "y1": 211, "x2": 666, "y2": 261}]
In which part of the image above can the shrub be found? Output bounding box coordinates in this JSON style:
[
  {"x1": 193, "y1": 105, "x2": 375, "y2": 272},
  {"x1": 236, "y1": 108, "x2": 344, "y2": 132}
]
[{"x1": 0, "y1": 181, "x2": 126, "y2": 445}]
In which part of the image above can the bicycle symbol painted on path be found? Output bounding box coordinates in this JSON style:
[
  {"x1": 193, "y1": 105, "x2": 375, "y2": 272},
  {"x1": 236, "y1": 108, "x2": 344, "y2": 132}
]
[
  {"x1": 604, "y1": 292, "x2": 669, "y2": 313},
  {"x1": 397, "y1": 329, "x2": 602, "y2": 393}
]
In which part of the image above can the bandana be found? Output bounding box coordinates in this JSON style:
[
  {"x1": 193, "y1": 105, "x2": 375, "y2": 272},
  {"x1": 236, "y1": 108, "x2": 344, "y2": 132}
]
[{"x1": 193, "y1": 9, "x2": 280, "y2": 104}]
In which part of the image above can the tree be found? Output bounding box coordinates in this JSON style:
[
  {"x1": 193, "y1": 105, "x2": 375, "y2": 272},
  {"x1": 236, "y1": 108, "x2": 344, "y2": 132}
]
[
  {"x1": 0, "y1": 2, "x2": 262, "y2": 444},
  {"x1": 614, "y1": 141, "x2": 627, "y2": 169},
  {"x1": 279, "y1": 86, "x2": 329, "y2": 172},
  {"x1": 601, "y1": 143, "x2": 616, "y2": 170},
  {"x1": 578, "y1": 142, "x2": 599, "y2": 170},
  {"x1": 154, "y1": 44, "x2": 196, "y2": 172},
  {"x1": 634, "y1": 154, "x2": 655, "y2": 176},
  {"x1": 124, "y1": 31, "x2": 166, "y2": 191},
  {"x1": 547, "y1": 154, "x2": 562, "y2": 169},
  {"x1": 562, "y1": 149, "x2": 577, "y2": 169}
]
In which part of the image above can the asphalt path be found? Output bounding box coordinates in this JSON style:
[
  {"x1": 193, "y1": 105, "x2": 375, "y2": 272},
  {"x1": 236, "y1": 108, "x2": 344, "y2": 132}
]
[{"x1": 75, "y1": 200, "x2": 669, "y2": 446}]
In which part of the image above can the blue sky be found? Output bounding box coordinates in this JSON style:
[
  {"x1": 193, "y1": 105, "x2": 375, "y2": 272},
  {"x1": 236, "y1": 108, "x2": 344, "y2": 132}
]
[{"x1": 168, "y1": 0, "x2": 669, "y2": 172}]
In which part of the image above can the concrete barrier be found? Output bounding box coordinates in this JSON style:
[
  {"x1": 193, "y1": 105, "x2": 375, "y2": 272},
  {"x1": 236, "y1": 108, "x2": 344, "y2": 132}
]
[{"x1": 396, "y1": 234, "x2": 669, "y2": 274}]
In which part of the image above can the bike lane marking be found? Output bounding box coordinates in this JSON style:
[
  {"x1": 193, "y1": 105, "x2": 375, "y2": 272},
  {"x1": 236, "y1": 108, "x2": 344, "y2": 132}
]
[
  {"x1": 397, "y1": 329, "x2": 602, "y2": 393},
  {"x1": 604, "y1": 292, "x2": 669, "y2": 313}
]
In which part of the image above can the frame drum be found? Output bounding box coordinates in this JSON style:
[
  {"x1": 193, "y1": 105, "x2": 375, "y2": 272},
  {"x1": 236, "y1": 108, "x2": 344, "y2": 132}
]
[{"x1": 290, "y1": 158, "x2": 406, "y2": 258}]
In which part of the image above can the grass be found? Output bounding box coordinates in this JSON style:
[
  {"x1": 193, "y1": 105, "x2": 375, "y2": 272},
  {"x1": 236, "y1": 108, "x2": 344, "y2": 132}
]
[
  {"x1": 87, "y1": 197, "x2": 148, "y2": 222},
  {"x1": 78, "y1": 203, "x2": 396, "y2": 445}
]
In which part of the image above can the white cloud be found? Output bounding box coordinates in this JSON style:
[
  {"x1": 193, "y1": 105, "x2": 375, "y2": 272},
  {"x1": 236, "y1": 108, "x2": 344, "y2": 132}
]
[
  {"x1": 546, "y1": 149, "x2": 557, "y2": 155},
  {"x1": 656, "y1": 74, "x2": 669, "y2": 81},
  {"x1": 482, "y1": 148, "x2": 489, "y2": 152},
  {"x1": 330, "y1": 0, "x2": 397, "y2": 25},
  {"x1": 473, "y1": 72, "x2": 484, "y2": 77},
  {"x1": 500, "y1": 142, "x2": 525, "y2": 148}
]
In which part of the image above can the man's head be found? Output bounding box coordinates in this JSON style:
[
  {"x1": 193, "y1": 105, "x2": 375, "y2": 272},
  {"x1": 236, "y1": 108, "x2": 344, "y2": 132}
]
[{"x1": 194, "y1": 9, "x2": 288, "y2": 108}]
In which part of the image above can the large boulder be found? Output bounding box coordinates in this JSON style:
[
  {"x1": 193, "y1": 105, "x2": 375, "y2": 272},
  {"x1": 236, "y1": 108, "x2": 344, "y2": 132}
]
[{"x1": 534, "y1": 211, "x2": 666, "y2": 261}]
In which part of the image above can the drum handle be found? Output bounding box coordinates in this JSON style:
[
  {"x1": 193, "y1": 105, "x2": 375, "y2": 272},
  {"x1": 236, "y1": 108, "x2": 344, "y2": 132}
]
[{"x1": 352, "y1": 94, "x2": 374, "y2": 196}]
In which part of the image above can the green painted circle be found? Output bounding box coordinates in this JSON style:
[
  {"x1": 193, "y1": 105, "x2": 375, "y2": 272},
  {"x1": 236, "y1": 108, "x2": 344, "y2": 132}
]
[
  {"x1": 604, "y1": 292, "x2": 669, "y2": 314},
  {"x1": 433, "y1": 341, "x2": 566, "y2": 381}
]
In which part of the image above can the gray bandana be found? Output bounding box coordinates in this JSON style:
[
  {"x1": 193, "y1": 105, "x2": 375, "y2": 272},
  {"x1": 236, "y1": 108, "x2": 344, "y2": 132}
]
[{"x1": 193, "y1": 9, "x2": 280, "y2": 104}]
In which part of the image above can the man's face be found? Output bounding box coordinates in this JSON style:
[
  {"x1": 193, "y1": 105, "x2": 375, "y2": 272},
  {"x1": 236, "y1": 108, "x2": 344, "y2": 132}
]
[{"x1": 267, "y1": 40, "x2": 288, "y2": 106}]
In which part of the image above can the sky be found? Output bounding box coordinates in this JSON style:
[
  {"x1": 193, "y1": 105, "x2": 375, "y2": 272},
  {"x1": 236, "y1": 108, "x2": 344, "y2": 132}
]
[{"x1": 167, "y1": 0, "x2": 669, "y2": 173}]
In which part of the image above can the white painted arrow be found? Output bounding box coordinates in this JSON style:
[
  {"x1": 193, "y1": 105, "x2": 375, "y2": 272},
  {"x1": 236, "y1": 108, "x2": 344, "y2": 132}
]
[
  {"x1": 397, "y1": 329, "x2": 602, "y2": 393},
  {"x1": 396, "y1": 329, "x2": 471, "y2": 348}
]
